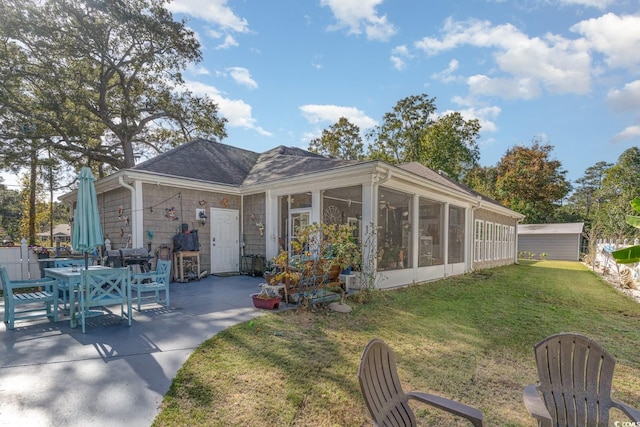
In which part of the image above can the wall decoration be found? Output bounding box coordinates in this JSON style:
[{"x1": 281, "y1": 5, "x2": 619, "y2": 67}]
[
  {"x1": 323, "y1": 205, "x2": 342, "y2": 224},
  {"x1": 123, "y1": 215, "x2": 129, "y2": 226},
  {"x1": 221, "y1": 197, "x2": 229, "y2": 208},
  {"x1": 165, "y1": 207, "x2": 179, "y2": 221},
  {"x1": 199, "y1": 199, "x2": 207, "y2": 206}
]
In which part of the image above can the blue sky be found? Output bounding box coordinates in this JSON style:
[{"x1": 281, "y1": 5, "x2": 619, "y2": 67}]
[{"x1": 167, "y1": 0, "x2": 640, "y2": 185}]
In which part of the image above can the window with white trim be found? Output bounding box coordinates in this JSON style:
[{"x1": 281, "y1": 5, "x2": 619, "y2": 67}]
[
  {"x1": 474, "y1": 219, "x2": 484, "y2": 262},
  {"x1": 485, "y1": 222, "x2": 493, "y2": 261}
]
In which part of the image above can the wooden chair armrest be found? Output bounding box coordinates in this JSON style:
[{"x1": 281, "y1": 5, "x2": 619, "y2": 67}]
[
  {"x1": 523, "y1": 384, "x2": 552, "y2": 422},
  {"x1": 612, "y1": 400, "x2": 640, "y2": 422},
  {"x1": 10, "y1": 278, "x2": 58, "y2": 289},
  {"x1": 407, "y1": 391, "x2": 484, "y2": 427},
  {"x1": 132, "y1": 272, "x2": 156, "y2": 283}
]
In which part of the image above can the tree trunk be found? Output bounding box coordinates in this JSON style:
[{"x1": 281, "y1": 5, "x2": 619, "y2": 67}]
[{"x1": 29, "y1": 147, "x2": 37, "y2": 246}]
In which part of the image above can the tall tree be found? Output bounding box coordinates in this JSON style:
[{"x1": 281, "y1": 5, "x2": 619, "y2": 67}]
[
  {"x1": 0, "y1": 182, "x2": 22, "y2": 242},
  {"x1": 593, "y1": 147, "x2": 640, "y2": 239},
  {"x1": 566, "y1": 161, "x2": 612, "y2": 219},
  {"x1": 418, "y1": 112, "x2": 480, "y2": 181},
  {"x1": 367, "y1": 94, "x2": 437, "y2": 164},
  {"x1": 463, "y1": 165, "x2": 498, "y2": 200},
  {"x1": 308, "y1": 117, "x2": 364, "y2": 160},
  {"x1": 494, "y1": 140, "x2": 572, "y2": 223},
  {"x1": 0, "y1": 0, "x2": 227, "y2": 172}
]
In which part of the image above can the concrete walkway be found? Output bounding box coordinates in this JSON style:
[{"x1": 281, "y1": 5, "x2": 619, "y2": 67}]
[{"x1": 0, "y1": 274, "x2": 272, "y2": 427}]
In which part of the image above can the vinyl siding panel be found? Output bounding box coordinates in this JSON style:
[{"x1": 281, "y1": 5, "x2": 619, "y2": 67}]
[{"x1": 518, "y1": 234, "x2": 581, "y2": 261}]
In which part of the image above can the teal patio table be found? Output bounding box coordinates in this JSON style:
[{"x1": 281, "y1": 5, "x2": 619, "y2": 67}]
[{"x1": 44, "y1": 265, "x2": 113, "y2": 328}]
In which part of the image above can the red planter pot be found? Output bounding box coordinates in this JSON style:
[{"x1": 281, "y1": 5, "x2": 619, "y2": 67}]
[{"x1": 251, "y1": 293, "x2": 280, "y2": 310}]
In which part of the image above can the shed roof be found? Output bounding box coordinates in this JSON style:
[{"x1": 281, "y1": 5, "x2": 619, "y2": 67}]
[{"x1": 518, "y1": 223, "x2": 584, "y2": 235}]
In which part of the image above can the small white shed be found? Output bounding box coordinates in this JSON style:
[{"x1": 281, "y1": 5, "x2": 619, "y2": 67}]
[{"x1": 518, "y1": 223, "x2": 584, "y2": 261}]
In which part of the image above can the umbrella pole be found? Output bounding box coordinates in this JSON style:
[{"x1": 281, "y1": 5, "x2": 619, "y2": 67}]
[{"x1": 85, "y1": 252, "x2": 89, "y2": 270}]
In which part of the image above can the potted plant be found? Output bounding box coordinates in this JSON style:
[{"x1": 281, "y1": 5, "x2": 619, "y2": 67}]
[{"x1": 251, "y1": 292, "x2": 281, "y2": 309}]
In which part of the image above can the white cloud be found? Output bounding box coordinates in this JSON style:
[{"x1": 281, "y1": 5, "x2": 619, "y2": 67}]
[
  {"x1": 571, "y1": 13, "x2": 640, "y2": 70},
  {"x1": 450, "y1": 96, "x2": 502, "y2": 133},
  {"x1": 320, "y1": 0, "x2": 396, "y2": 41},
  {"x1": 468, "y1": 75, "x2": 542, "y2": 99},
  {"x1": 607, "y1": 80, "x2": 640, "y2": 113},
  {"x1": 185, "y1": 81, "x2": 271, "y2": 136},
  {"x1": 390, "y1": 45, "x2": 412, "y2": 70},
  {"x1": 612, "y1": 125, "x2": 640, "y2": 142},
  {"x1": 558, "y1": 0, "x2": 616, "y2": 10},
  {"x1": 227, "y1": 67, "x2": 258, "y2": 89},
  {"x1": 168, "y1": 0, "x2": 249, "y2": 33},
  {"x1": 216, "y1": 35, "x2": 239, "y2": 50},
  {"x1": 431, "y1": 59, "x2": 460, "y2": 83},
  {"x1": 415, "y1": 18, "x2": 592, "y2": 98},
  {"x1": 299, "y1": 104, "x2": 378, "y2": 130}
]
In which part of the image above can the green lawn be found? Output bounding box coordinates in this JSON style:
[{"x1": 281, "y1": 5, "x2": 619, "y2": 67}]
[{"x1": 154, "y1": 261, "x2": 640, "y2": 426}]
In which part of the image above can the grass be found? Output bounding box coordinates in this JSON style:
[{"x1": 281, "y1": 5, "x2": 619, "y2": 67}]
[{"x1": 153, "y1": 260, "x2": 640, "y2": 426}]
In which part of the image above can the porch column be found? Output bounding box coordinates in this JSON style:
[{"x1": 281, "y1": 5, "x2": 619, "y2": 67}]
[
  {"x1": 443, "y1": 202, "x2": 449, "y2": 272},
  {"x1": 311, "y1": 191, "x2": 321, "y2": 224}
]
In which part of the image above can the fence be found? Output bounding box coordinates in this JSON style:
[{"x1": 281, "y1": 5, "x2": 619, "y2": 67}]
[
  {"x1": 593, "y1": 239, "x2": 640, "y2": 283},
  {"x1": 0, "y1": 239, "x2": 42, "y2": 285}
]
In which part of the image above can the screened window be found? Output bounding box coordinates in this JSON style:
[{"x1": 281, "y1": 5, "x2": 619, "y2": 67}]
[{"x1": 448, "y1": 205, "x2": 465, "y2": 263}]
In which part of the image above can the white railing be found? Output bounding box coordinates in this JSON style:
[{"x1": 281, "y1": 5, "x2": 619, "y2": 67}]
[{"x1": 0, "y1": 238, "x2": 42, "y2": 284}]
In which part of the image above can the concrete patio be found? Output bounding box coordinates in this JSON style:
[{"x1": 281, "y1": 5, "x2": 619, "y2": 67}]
[{"x1": 0, "y1": 274, "x2": 273, "y2": 427}]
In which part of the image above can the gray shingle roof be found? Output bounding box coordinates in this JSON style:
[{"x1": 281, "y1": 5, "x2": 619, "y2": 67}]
[
  {"x1": 132, "y1": 138, "x2": 259, "y2": 185},
  {"x1": 242, "y1": 146, "x2": 356, "y2": 185},
  {"x1": 131, "y1": 140, "x2": 356, "y2": 187}
]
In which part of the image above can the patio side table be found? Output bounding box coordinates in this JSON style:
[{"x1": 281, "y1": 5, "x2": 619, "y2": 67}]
[{"x1": 173, "y1": 251, "x2": 200, "y2": 282}]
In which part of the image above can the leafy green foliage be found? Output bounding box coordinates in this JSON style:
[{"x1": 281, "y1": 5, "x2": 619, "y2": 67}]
[
  {"x1": 493, "y1": 140, "x2": 571, "y2": 223},
  {"x1": 308, "y1": 117, "x2": 364, "y2": 160},
  {"x1": 0, "y1": 0, "x2": 227, "y2": 173}
]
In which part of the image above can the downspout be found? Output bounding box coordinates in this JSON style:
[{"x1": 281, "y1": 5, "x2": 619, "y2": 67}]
[
  {"x1": 515, "y1": 217, "x2": 524, "y2": 265},
  {"x1": 119, "y1": 175, "x2": 137, "y2": 248}
]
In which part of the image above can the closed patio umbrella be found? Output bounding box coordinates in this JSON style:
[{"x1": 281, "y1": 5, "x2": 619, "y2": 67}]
[{"x1": 72, "y1": 167, "x2": 104, "y2": 269}]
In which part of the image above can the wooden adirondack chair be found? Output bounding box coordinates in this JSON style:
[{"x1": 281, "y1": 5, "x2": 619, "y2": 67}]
[
  {"x1": 1, "y1": 265, "x2": 58, "y2": 329},
  {"x1": 358, "y1": 339, "x2": 484, "y2": 426},
  {"x1": 130, "y1": 260, "x2": 171, "y2": 310},
  {"x1": 523, "y1": 332, "x2": 640, "y2": 426},
  {"x1": 76, "y1": 267, "x2": 132, "y2": 333}
]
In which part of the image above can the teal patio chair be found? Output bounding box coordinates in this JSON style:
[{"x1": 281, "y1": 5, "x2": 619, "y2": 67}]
[
  {"x1": 1, "y1": 265, "x2": 59, "y2": 329},
  {"x1": 130, "y1": 260, "x2": 171, "y2": 310},
  {"x1": 53, "y1": 259, "x2": 87, "y2": 309},
  {"x1": 75, "y1": 267, "x2": 132, "y2": 333}
]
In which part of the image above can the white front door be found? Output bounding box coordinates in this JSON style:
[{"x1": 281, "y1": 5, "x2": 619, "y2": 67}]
[{"x1": 210, "y1": 208, "x2": 239, "y2": 273}]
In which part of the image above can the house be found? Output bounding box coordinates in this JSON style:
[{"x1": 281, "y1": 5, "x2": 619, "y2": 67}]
[
  {"x1": 517, "y1": 222, "x2": 584, "y2": 261},
  {"x1": 36, "y1": 224, "x2": 71, "y2": 243},
  {"x1": 59, "y1": 139, "x2": 524, "y2": 289}
]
